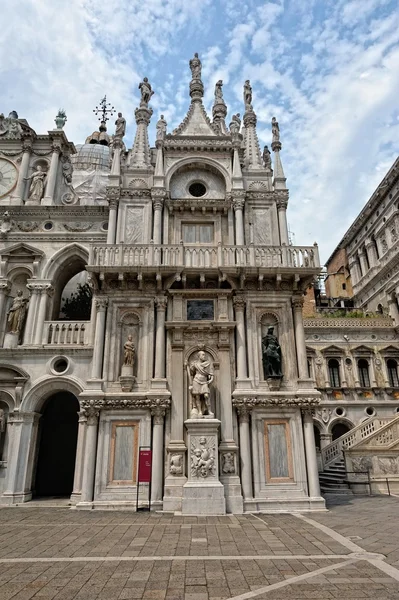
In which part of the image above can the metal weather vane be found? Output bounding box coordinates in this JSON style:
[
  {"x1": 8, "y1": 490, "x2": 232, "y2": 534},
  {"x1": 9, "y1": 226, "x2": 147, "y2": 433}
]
[{"x1": 93, "y1": 96, "x2": 115, "y2": 124}]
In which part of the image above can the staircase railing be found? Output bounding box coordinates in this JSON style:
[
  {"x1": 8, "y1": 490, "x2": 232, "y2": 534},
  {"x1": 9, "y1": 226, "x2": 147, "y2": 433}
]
[{"x1": 321, "y1": 416, "x2": 393, "y2": 467}]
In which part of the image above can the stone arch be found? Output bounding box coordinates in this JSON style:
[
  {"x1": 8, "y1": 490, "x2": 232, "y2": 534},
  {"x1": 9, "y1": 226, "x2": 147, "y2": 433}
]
[
  {"x1": 328, "y1": 417, "x2": 354, "y2": 440},
  {"x1": 313, "y1": 417, "x2": 327, "y2": 434},
  {"x1": 21, "y1": 375, "x2": 84, "y2": 414},
  {"x1": 166, "y1": 157, "x2": 231, "y2": 193},
  {"x1": 43, "y1": 243, "x2": 89, "y2": 281}
]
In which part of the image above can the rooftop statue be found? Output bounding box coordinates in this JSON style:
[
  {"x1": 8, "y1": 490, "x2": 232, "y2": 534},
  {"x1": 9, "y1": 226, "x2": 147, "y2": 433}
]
[
  {"x1": 114, "y1": 112, "x2": 126, "y2": 139},
  {"x1": 272, "y1": 117, "x2": 280, "y2": 143},
  {"x1": 214, "y1": 80, "x2": 224, "y2": 102},
  {"x1": 138, "y1": 77, "x2": 154, "y2": 107},
  {"x1": 189, "y1": 52, "x2": 202, "y2": 80},
  {"x1": 156, "y1": 114, "x2": 167, "y2": 140},
  {"x1": 229, "y1": 113, "x2": 241, "y2": 135},
  {"x1": 263, "y1": 145, "x2": 272, "y2": 170},
  {"x1": 55, "y1": 109, "x2": 67, "y2": 129},
  {"x1": 243, "y1": 80, "x2": 252, "y2": 108}
]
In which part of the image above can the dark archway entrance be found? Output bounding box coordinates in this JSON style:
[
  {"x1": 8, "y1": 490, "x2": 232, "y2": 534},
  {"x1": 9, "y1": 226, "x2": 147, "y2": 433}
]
[
  {"x1": 35, "y1": 392, "x2": 79, "y2": 497},
  {"x1": 331, "y1": 422, "x2": 351, "y2": 441}
]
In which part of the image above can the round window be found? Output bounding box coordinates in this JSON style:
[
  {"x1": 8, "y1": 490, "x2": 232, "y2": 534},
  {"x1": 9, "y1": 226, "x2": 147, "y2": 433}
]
[
  {"x1": 44, "y1": 222, "x2": 53, "y2": 230},
  {"x1": 189, "y1": 182, "x2": 206, "y2": 197},
  {"x1": 365, "y1": 406, "x2": 376, "y2": 417},
  {"x1": 101, "y1": 221, "x2": 109, "y2": 232},
  {"x1": 335, "y1": 407, "x2": 345, "y2": 417},
  {"x1": 52, "y1": 357, "x2": 69, "y2": 374}
]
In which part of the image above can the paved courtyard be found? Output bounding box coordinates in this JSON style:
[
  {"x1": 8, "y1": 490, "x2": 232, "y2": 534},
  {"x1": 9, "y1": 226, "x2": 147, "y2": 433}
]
[{"x1": 0, "y1": 496, "x2": 398, "y2": 599}]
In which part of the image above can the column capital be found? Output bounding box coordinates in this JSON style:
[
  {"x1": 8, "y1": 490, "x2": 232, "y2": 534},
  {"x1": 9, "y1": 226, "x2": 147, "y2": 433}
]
[
  {"x1": 95, "y1": 296, "x2": 108, "y2": 312},
  {"x1": 151, "y1": 406, "x2": 166, "y2": 424},
  {"x1": 231, "y1": 190, "x2": 246, "y2": 211},
  {"x1": 276, "y1": 192, "x2": 289, "y2": 210},
  {"x1": 292, "y1": 296, "x2": 304, "y2": 310},
  {"x1": 301, "y1": 407, "x2": 315, "y2": 419},
  {"x1": 22, "y1": 137, "x2": 33, "y2": 153},
  {"x1": 155, "y1": 296, "x2": 168, "y2": 311},
  {"x1": 8, "y1": 411, "x2": 40, "y2": 424},
  {"x1": 233, "y1": 296, "x2": 246, "y2": 311},
  {"x1": 84, "y1": 407, "x2": 99, "y2": 425},
  {"x1": 51, "y1": 141, "x2": 63, "y2": 154},
  {"x1": 106, "y1": 187, "x2": 120, "y2": 208},
  {"x1": 26, "y1": 281, "x2": 53, "y2": 296}
]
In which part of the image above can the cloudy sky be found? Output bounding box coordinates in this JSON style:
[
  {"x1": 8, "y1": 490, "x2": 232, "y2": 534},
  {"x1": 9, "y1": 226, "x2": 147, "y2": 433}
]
[{"x1": 1, "y1": 0, "x2": 399, "y2": 261}]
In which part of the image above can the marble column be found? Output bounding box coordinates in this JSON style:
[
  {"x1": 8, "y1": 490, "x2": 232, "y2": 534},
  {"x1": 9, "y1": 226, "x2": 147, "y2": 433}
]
[
  {"x1": 348, "y1": 257, "x2": 361, "y2": 286},
  {"x1": 0, "y1": 281, "x2": 11, "y2": 343},
  {"x1": 237, "y1": 407, "x2": 253, "y2": 500},
  {"x1": 233, "y1": 297, "x2": 247, "y2": 379},
  {"x1": 42, "y1": 142, "x2": 62, "y2": 205},
  {"x1": 388, "y1": 296, "x2": 399, "y2": 326},
  {"x1": 152, "y1": 192, "x2": 165, "y2": 245},
  {"x1": 91, "y1": 297, "x2": 108, "y2": 380},
  {"x1": 78, "y1": 409, "x2": 99, "y2": 505},
  {"x1": 106, "y1": 194, "x2": 119, "y2": 244},
  {"x1": 292, "y1": 296, "x2": 308, "y2": 380},
  {"x1": 11, "y1": 138, "x2": 33, "y2": 205},
  {"x1": 150, "y1": 406, "x2": 165, "y2": 503},
  {"x1": 23, "y1": 284, "x2": 40, "y2": 345},
  {"x1": 71, "y1": 410, "x2": 87, "y2": 503},
  {"x1": 154, "y1": 297, "x2": 167, "y2": 379},
  {"x1": 302, "y1": 410, "x2": 321, "y2": 498},
  {"x1": 110, "y1": 139, "x2": 122, "y2": 177},
  {"x1": 358, "y1": 249, "x2": 368, "y2": 277},
  {"x1": 276, "y1": 195, "x2": 289, "y2": 246},
  {"x1": 365, "y1": 239, "x2": 378, "y2": 268},
  {"x1": 33, "y1": 284, "x2": 53, "y2": 345},
  {"x1": 232, "y1": 192, "x2": 245, "y2": 246}
]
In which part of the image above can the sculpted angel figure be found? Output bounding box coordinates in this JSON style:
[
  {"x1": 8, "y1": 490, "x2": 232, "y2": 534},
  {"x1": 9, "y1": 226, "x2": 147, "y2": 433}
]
[
  {"x1": 25, "y1": 166, "x2": 47, "y2": 203},
  {"x1": 271, "y1": 117, "x2": 280, "y2": 143},
  {"x1": 214, "y1": 80, "x2": 224, "y2": 102},
  {"x1": 114, "y1": 112, "x2": 126, "y2": 138},
  {"x1": 187, "y1": 351, "x2": 214, "y2": 418},
  {"x1": 156, "y1": 114, "x2": 167, "y2": 140},
  {"x1": 189, "y1": 53, "x2": 202, "y2": 79},
  {"x1": 243, "y1": 80, "x2": 252, "y2": 107},
  {"x1": 229, "y1": 113, "x2": 241, "y2": 135},
  {"x1": 138, "y1": 77, "x2": 154, "y2": 106},
  {"x1": 123, "y1": 334, "x2": 136, "y2": 367},
  {"x1": 7, "y1": 290, "x2": 28, "y2": 335}
]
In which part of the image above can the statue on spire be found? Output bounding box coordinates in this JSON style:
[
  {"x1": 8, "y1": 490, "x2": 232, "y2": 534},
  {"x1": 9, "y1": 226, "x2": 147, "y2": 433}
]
[
  {"x1": 114, "y1": 112, "x2": 126, "y2": 139},
  {"x1": 271, "y1": 117, "x2": 280, "y2": 143},
  {"x1": 189, "y1": 53, "x2": 202, "y2": 80},
  {"x1": 243, "y1": 80, "x2": 252, "y2": 108},
  {"x1": 214, "y1": 80, "x2": 224, "y2": 103},
  {"x1": 138, "y1": 77, "x2": 154, "y2": 107},
  {"x1": 263, "y1": 146, "x2": 272, "y2": 170}
]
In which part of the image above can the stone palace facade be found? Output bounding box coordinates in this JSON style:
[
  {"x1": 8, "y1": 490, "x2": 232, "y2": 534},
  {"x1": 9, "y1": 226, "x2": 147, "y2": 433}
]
[{"x1": 0, "y1": 55, "x2": 325, "y2": 513}]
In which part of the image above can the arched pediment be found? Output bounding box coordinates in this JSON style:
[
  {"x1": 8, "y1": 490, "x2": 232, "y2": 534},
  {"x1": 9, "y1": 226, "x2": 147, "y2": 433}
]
[
  {"x1": 21, "y1": 375, "x2": 84, "y2": 413},
  {"x1": 166, "y1": 157, "x2": 230, "y2": 193}
]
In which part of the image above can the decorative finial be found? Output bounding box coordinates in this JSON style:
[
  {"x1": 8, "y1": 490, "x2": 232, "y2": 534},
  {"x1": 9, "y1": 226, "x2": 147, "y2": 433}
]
[
  {"x1": 138, "y1": 77, "x2": 154, "y2": 108},
  {"x1": 55, "y1": 109, "x2": 67, "y2": 129},
  {"x1": 243, "y1": 80, "x2": 252, "y2": 109},
  {"x1": 271, "y1": 116, "x2": 281, "y2": 151},
  {"x1": 93, "y1": 96, "x2": 115, "y2": 126}
]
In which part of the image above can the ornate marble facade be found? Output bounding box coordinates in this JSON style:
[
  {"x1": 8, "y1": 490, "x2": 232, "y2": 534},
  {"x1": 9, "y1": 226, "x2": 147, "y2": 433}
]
[{"x1": 0, "y1": 57, "x2": 324, "y2": 512}]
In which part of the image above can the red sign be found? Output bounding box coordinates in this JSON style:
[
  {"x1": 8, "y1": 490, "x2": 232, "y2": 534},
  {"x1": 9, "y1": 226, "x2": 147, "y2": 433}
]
[{"x1": 138, "y1": 449, "x2": 152, "y2": 483}]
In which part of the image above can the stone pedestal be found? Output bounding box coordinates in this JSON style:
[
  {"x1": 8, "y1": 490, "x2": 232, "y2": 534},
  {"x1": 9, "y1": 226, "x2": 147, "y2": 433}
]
[
  {"x1": 182, "y1": 419, "x2": 226, "y2": 515},
  {"x1": 3, "y1": 332, "x2": 19, "y2": 348},
  {"x1": 120, "y1": 365, "x2": 135, "y2": 392}
]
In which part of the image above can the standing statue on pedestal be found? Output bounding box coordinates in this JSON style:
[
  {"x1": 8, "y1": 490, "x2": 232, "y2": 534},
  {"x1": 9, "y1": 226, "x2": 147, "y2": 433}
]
[
  {"x1": 123, "y1": 334, "x2": 136, "y2": 367},
  {"x1": 138, "y1": 77, "x2": 154, "y2": 107},
  {"x1": 114, "y1": 112, "x2": 126, "y2": 139},
  {"x1": 156, "y1": 115, "x2": 167, "y2": 140},
  {"x1": 24, "y1": 166, "x2": 47, "y2": 203},
  {"x1": 262, "y1": 326, "x2": 282, "y2": 379},
  {"x1": 263, "y1": 145, "x2": 272, "y2": 170},
  {"x1": 7, "y1": 291, "x2": 28, "y2": 336},
  {"x1": 214, "y1": 80, "x2": 224, "y2": 102},
  {"x1": 189, "y1": 53, "x2": 202, "y2": 80},
  {"x1": 271, "y1": 117, "x2": 280, "y2": 143},
  {"x1": 243, "y1": 80, "x2": 252, "y2": 108},
  {"x1": 187, "y1": 351, "x2": 214, "y2": 418}
]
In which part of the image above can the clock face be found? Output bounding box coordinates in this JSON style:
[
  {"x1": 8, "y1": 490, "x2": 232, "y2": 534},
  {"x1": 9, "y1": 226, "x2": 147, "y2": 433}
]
[{"x1": 0, "y1": 158, "x2": 18, "y2": 198}]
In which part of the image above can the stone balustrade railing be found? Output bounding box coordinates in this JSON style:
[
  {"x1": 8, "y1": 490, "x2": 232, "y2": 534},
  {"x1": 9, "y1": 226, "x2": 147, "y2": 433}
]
[
  {"x1": 44, "y1": 321, "x2": 91, "y2": 345},
  {"x1": 321, "y1": 416, "x2": 393, "y2": 467},
  {"x1": 88, "y1": 243, "x2": 320, "y2": 270}
]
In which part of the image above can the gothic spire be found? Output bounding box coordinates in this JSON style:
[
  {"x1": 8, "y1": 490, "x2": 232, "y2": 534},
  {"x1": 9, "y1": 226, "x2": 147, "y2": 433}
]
[
  {"x1": 271, "y1": 117, "x2": 287, "y2": 190},
  {"x1": 242, "y1": 81, "x2": 263, "y2": 170},
  {"x1": 130, "y1": 77, "x2": 154, "y2": 168}
]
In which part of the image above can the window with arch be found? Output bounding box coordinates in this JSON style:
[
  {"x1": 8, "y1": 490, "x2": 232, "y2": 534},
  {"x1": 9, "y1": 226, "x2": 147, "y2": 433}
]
[
  {"x1": 358, "y1": 359, "x2": 370, "y2": 387},
  {"x1": 387, "y1": 359, "x2": 399, "y2": 387},
  {"x1": 328, "y1": 358, "x2": 341, "y2": 388}
]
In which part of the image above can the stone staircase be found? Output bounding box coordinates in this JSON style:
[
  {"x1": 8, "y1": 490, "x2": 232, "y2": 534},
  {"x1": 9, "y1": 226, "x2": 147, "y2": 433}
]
[{"x1": 319, "y1": 457, "x2": 352, "y2": 495}]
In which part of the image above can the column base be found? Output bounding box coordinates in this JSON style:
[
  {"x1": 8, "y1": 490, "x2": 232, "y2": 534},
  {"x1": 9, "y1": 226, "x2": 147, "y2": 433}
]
[
  {"x1": 297, "y1": 378, "x2": 317, "y2": 390},
  {"x1": 25, "y1": 199, "x2": 40, "y2": 206},
  {"x1": 70, "y1": 492, "x2": 81, "y2": 505},
  {"x1": 244, "y1": 495, "x2": 326, "y2": 513},
  {"x1": 150, "y1": 378, "x2": 168, "y2": 390},
  {"x1": 1, "y1": 491, "x2": 32, "y2": 504},
  {"x1": 9, "y1": 195, "x2": 22, "y2": 206},
  {"x1": 41, "y1": 196, "x2": 52, "y2": 206},
  {"x1": 234, "y1": 378, "x2": 252, "y2": 391},
  {"x1": 85, "y1": 379, "x2": 104, "y2": 391},
  {"x1": 75, "y1": 501, "x2": 94, "y2": 510}
]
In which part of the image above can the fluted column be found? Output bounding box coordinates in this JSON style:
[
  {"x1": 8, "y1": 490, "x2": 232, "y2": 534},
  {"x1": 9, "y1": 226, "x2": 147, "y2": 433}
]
[
  {"x1": 91, "y1": 297, "x2": 108, "y2": 380},
  {"x1": 232, "y1": 191, "x2": 245, "y2": 246},
  {"x1": 42, "y1": 141, "x2": 62, "y2": 205},
  {"x1": 33, "y1": 283, "x2": 53, "y2": 345},
  {"x1": 154, "y1": 296, "x2": 167, "y2": 378},
  {"x1": 71, "y1": 410, "x2": 87, "y2": 502},
  {"x1": 292, "y1": 296, "x2": 308, "y2": 380},
  {"x1": 237, "y1": 407, "x2": 253, "y2": 499},
  {"x1": 233, "y1": 296, "x2": 247, "y2": 379},
  {"x1": 276, "y1": 193, "x2": 289, "y2": 246},
  {"x1": 23, "y1": 284, "x2": 40, "y2": 345},
  {"x1": 302, "y1": 410, "x2": 321, "y2": 498},
  {"x1": 152, "y1": 190, "x2": 165, "y2": 245},
  {"x1": 151, "y1": 406, "x2": 165, "y2": 503},
  {"x1": 78, "y1": 408, "x2": 99, "y2": 505},
  {"x1": 358, "y1": 249, "x2": 368, "y2": 277},
  {"x1": 106, "y1": 190, "x2": 119, "y2": 244},
  {"x1": 11, "y1": 137, "x2": 33, "y2": 205}
]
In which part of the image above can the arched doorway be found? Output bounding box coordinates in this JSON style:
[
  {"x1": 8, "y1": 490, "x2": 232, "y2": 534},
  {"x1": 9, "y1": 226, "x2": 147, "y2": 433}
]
[
  {"x1": 331, "y1": 422, "x2": 351, "y2": 441},
  {"x1": 313, "y1": 425, "x2": 321, "y2": 451},
  {"x1": 35, "y1": 392, "x2": 79, "y2": 497}
]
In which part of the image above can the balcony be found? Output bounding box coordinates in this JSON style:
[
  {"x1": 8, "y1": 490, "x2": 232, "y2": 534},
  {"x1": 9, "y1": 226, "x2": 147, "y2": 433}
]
[
  {"x1": 43, "y1": 321, "x2": 91, "y2": 345},
  {"x1": 87, "y1": 243, "x2": 320, "y2": 273}
]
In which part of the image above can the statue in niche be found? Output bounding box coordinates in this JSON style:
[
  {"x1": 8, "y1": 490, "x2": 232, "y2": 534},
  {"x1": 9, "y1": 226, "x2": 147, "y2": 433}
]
[
  {"x1": 263, "y1": 145, "x2": 272, "y2": 170},
  {"x1": 7, "y1": 291, "x2": 28, "y2": 336},
  {"x1": 24, "y1": 166, "x2": 47, "y2": 203},
  {"x1": 229, "y1": 113, "x2": 241, "y2": 135},
  {"x1": 243, "y1": 80, "x2": 252, "y2": 107},
  {"x1": 114, "y1": 112, "x2": 126, "y2": 139},
  {"x1": 214, "y1": 80, "x2": 224, "y2": 102},
  {"x1": 187, "y1": 351, "x2": 214, "y2": 418},
  {"x1": 156, "y1": 114, "x2": 167, "y2": 140},
  {"x1": 222, "y1": 452, "x2": 235, "y2": 474},
  {"x1": 262, "y1": 326, "x2": 282, "y2": 379},
  {"x1": 191, "y1": 436, "x2": 215, "y2": 478},
  {"x1": 189, "y1": 52, "x2": 202, "y2": 79},
  {"x1": 123, "y1": 334, "x2": 136, "y2": 367},
  {"x1": 138, "y1": 77, "x2": 154, "y2": 107},
  {"x1": 271, "y1": 117, "x2": 280, "y2": 143},
  {"x1": 170, "y1": 454, "x2": 183, "y2": 476}
]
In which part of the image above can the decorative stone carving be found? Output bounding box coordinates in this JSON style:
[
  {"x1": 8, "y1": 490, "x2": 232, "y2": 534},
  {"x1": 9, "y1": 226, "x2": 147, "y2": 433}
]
[
  {"x1": 0, "y1": 112, "x2": 22, "y2": 139},
  {"x1": 80, "y1": 397, "x2": 171, "y2": 411},
  {"x1": 262, "y1": 326, "x2": 282, "y2": 379},
  {"x1": 55, "y1": 109, "x2": 67, "y2": 129},
  {"x1": 25, "y1": 166, "x2": 46, "y2": 204},
  {"x1": 123, "y1": 334, "x2": 136, "y2": 367},
  {"x1": 233, "y1": 396, "x2": 320, "y2": 409},
  {"x1": 229, "y1": 113, "x2": 241, "y2": 135},
  {"x1": 214, "y1": 80, "x2": 224, "y2": 103},
  {"x1": 262, "y1": 145, "x2": 272, "y2": 170},
  {"x1": 221, "y1": 452, "x2": 235, "y2": 474},
  {"x1": 138, "y1": 77, "x2": 154, "y2": 107},
  {"x1": 63, "y1": 222, "x2": 93, "y2": 232},
  {"x1": 271, "y1": 117, "x2": 280, "y2": 143},
  {"x1": 151, "y1": 406, "x2": 166, "y2": 425},
  {"x1": 15, "y1": 221, "x2": 39, "y2": 232},
  {"x1": 170, "y1": 454, "x2": 183, "y2": 476},
  {"x1": 191, "y1": 436, "x2": 215, "y2": 479},
  {"x1": 317, "y1": 407, "x2": 331, "y2": 424},
  {"x1": 156, "y1": 115, "x2": 167, "y2": 140},
  {"x1": 243, "y1": 80, "x2": 252, "y2": 108},
  {"x1": 0, "y1": 211, "x2": 12, "y2": 234},
  {"x1": 7, "y1": 290, "x2": 28, "y2": 335},
  {"x1": 189, "y1": 52, "x2": 202, "y2": 79},
  {"x1": 187, "y1": 351, "x2": 214, "y2": 419},
  {"x1": 114, "y1": 112, "x2": 126, "y2": 139}
]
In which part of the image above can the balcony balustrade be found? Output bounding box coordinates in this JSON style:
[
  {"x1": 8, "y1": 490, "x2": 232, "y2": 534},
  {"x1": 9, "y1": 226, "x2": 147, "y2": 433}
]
[{"x1": 43, "y1": 321, "x2": 91, "y2": 345}]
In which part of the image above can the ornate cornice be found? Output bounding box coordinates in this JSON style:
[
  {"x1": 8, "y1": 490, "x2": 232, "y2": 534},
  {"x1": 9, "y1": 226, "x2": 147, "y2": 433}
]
[
  {"x1": 232, "y1": 396, "x2": 320, "y2": 409},
  {"x1": 80, "y1": 397, "x2": 171, "y2": 411}
]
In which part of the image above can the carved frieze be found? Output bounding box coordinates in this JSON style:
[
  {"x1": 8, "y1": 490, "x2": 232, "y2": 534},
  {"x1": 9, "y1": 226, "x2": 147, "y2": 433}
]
[
  {"x1": 80, "y1": 397, "x2": 171, "y2": 411},
  {"x1": 232, "y1": 396, "x2": 320, "y2": 409},
  {"x1": 190, "y1": 435, "x2": 216, "y2": 479},
  {"x1": 63, "y1": 223, "x2": 93, "y2": 232}
]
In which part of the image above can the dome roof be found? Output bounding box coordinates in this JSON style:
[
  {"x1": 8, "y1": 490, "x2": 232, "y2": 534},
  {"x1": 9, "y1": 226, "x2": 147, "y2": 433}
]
[{"x1": 71, "y1": 143, "x2": 110, "y2": 171}]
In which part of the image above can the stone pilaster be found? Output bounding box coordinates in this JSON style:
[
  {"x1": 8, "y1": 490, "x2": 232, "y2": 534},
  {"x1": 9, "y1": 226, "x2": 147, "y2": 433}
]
[
  {"x1": 42, "y1": 140, "x2": 62, "y2": 205},
  {"x1": 237, "y1": 406, "x2": 253, "y2": 500},
  {"x1": 151, "y1": 189, "x2": 166, "y2": 245},
  {"x1": 106, "y1": 188, "x2": 119, "y2": 244},
  {"x1": 302, "y1": 409, "x2": 322, "y2": 499},
  {"x1": 154, "y1": 296, "x2": 167, "y2": 380},
  {"x1": 232, "y1": 191, "x2": 245, "y2": 246},
  {"x1": 130, "y1": 106, "x2": 153, "y2": 169},
  {"x1": 90, "y1": 297, "x2": 108, "y2": 381},
  {"x1": 76, "y1": 408, "x2": 99, "y2": 508},
  {"x1": 11, "y1": 137, "x2": 33, "y2": 205},
  {"x1": 33, "y1": 283, "x2": 53, "y2": 345},
  {"x1": 292, "y1": 296, "x2": 309, "y2": 381},
  {"x1": 276, "y1": 191, "x2": 289, "y2": 246},
  {"x1": 70, "y1": 410, "x2": 87, "y2": 504},
  {"x1": 150, "y1": 406, "x2": 166, "y2": 504}
]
